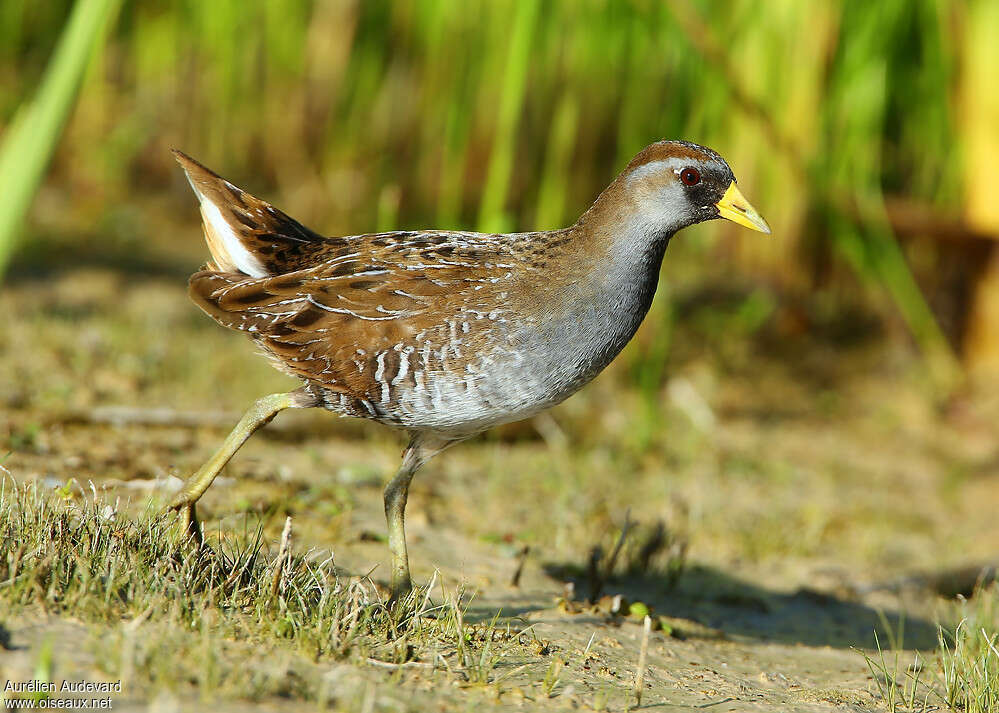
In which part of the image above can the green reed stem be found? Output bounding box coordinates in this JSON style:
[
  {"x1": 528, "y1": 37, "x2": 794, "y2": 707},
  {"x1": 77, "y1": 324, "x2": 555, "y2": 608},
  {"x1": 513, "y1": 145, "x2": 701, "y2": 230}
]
[
  {"x1": 476, "y1": 0, "x2": 539, "y2": 233},
  {"x1": 0, "y1": 0, "x2": 122, "y2": 280}
]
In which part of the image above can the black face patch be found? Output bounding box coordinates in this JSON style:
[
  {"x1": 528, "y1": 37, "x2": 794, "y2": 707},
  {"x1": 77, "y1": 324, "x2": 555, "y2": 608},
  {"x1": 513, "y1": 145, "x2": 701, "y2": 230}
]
[{"x1": 679, "y1": 164, "x2": 733, "y2": 223}]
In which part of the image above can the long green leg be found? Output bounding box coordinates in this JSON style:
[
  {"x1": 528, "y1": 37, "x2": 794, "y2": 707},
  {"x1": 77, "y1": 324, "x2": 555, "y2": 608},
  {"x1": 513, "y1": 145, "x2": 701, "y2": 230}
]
[
  {"x1": 384, "y1": 447, "x2": 420, "y2": 598},
  {"x1": 383, "y1": 434, "x2": 454, "y2": 600},
  {"x1": 167, "y1": 391, "x2": 296, "y2": 544}
]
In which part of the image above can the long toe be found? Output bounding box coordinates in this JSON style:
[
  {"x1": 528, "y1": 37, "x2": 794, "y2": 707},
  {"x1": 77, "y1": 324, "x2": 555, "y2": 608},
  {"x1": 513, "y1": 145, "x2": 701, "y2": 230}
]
[{"x1": 177, "y1": 504, "x2": 204, "y2": 547}]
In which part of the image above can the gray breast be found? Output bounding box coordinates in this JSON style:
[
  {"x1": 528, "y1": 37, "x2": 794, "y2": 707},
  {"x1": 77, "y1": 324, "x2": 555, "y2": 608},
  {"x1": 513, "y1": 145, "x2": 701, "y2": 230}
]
[{"x1": 366, "y1": 261, "x2": 662, "y2": 435}]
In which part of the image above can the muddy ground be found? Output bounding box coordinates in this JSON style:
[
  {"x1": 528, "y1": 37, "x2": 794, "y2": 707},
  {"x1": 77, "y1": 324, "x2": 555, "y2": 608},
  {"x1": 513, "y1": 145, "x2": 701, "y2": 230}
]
[{"x1": 2, "y1": 246, "x2": 998, "y2": 711}]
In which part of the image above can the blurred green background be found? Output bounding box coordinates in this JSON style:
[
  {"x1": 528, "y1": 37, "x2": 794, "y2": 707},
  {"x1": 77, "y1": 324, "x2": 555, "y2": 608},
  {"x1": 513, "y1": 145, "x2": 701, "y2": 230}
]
[{"x1": 2, "y1": 0, "x2": 999, "y2": 384}]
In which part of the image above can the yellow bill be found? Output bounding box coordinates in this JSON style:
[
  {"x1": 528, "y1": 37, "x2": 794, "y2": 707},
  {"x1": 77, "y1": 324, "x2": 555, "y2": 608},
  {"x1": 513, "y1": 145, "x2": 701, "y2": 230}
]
[{"x1": 715, "y1": 182, "x2": 771, "y2": 234}]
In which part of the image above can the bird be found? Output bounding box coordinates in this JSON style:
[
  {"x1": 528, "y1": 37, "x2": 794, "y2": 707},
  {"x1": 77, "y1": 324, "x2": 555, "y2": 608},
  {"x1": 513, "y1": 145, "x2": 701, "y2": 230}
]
[{"x1": 167, "y1": 141, "x2": 770, "y2": 599}]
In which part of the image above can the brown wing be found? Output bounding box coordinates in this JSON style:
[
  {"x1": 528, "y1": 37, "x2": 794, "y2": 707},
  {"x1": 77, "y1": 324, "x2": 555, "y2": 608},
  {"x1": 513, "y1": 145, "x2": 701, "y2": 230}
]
[{"x1": 189, "y1": 232, "x2": 523, "y2": 397}]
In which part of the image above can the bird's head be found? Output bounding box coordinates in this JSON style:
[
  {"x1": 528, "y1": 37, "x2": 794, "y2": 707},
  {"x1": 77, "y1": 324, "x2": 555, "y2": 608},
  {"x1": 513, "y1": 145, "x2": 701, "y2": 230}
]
[{"x1": 617, "y1": 140, "x2": 771, "y2": 237}]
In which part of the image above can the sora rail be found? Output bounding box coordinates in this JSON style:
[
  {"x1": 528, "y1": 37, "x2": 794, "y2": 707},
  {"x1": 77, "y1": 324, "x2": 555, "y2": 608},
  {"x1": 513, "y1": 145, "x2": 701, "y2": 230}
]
[{"x1": 168, "y1": 141, "x2": 770, "y2": 598}]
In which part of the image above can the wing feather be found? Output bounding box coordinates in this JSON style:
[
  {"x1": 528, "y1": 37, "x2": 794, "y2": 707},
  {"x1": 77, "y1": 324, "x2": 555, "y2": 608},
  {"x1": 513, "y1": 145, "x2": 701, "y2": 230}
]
[{"x1": 188, "y1": 232, "x2": 525, "y2": 395}]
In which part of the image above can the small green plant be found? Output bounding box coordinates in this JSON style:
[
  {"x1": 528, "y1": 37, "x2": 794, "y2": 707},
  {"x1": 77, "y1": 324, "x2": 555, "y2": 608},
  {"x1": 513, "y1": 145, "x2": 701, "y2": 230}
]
[
  {"x1": 31, "y1": 637, "x2": 54, "y2": 704},
  {"x1": 855, "y1": 627, "x2": 931, "y2": 712},
  {"x1": 854, "y1": 584, "x2": 999, "y2": 712},
  {"x1": 541, "y1": 656, "x2": 563, "y2": 698},
  {"x1": 936, "y1": 585, "x2": 999, "y2": 713}
]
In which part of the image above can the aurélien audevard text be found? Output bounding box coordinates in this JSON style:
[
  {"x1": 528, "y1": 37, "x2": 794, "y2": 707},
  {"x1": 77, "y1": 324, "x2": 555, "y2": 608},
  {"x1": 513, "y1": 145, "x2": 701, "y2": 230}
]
[{"x1": 5, "y1": 680, "x2": 122, "y2": 694}]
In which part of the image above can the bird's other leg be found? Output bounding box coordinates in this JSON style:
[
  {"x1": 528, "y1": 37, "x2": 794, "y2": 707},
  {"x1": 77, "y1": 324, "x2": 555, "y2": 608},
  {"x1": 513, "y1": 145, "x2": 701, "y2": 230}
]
[
  {"x1": 383, "y1": 433, "x2": 454, "y2": 601},
  {"x1": 167, "y1": 389, "x2": 315, "y2": 545}
]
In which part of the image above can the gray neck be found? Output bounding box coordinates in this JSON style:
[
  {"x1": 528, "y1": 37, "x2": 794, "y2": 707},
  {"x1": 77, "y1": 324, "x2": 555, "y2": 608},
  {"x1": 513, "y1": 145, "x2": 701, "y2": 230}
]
[
  {"x1": 530, "y1": 220, "x2": 672, "y2": 396},
  {"x1": 573, "y1": 222, "x2": 671, "y2": 358}
]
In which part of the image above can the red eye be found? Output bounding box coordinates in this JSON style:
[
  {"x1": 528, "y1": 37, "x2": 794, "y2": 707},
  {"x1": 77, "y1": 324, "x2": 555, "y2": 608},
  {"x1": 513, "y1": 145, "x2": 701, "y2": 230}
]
[{"x1": 679, "y1": 167, "x2": 701, "y2": 186}]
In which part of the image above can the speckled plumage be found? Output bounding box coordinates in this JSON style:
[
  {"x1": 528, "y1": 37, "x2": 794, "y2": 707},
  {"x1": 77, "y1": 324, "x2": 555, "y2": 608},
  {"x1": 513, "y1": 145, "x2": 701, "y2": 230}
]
[{"x1": 169, "y1": 142, "x2": 770, "y2": 596}]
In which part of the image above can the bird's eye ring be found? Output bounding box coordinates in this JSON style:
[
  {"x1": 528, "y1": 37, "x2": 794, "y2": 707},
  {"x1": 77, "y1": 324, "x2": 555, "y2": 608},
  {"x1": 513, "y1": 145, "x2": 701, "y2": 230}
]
[{"x1": 679, "y1": 167, "x2": 701, "y2": 186}]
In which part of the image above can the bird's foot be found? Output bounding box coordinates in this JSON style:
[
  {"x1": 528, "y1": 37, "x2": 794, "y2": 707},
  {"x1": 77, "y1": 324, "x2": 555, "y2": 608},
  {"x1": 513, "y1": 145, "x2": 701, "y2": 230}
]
[
  {"x1": 388, "y1": 572, "x2": 413, "y2": 606},
  {"x1": 164, "y1": 493, "x2": 205, "y2": 548}
]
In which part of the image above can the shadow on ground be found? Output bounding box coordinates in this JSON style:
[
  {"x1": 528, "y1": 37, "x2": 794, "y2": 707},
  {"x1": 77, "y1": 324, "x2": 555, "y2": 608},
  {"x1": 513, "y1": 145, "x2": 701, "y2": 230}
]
[{"x1": 531, "y1": 561, "x2": 940, "y2": 650}]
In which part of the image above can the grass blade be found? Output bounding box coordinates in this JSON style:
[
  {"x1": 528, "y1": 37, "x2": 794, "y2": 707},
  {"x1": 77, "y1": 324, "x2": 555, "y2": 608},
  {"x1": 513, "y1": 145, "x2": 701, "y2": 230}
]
[{"x1": 0, "y1": 0, "x2": 122, "y2": 279}]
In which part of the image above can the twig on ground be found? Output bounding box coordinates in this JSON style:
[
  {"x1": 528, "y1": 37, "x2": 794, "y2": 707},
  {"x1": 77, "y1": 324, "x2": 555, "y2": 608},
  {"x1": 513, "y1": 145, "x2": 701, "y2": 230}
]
[
  {"x1": 510, "y1": 545, "x2": 530, "y2": 587},
  {"x1": 589, "y1": 510, "x2": 634, "y2": 602},
  {"x1": 587, "y1": 545, "x2": 604, "y2": 602},
  {"x1": 633, "y1": 615, "x2": 651, "y2": 709},
  {"x1": 603, "y1": 510, "x2": 634, "y2": 579}
]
